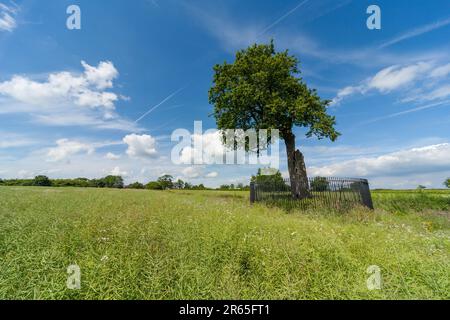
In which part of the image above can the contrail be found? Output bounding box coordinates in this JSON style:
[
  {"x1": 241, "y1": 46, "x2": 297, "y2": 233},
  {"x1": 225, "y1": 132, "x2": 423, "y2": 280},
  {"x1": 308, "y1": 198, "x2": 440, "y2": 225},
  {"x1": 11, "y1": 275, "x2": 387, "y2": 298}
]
[
  {"x1": 135, "y1": 87, "x2": 185, "y2": 123},
  {"x1": 362, "y1": 99, "x2": 450, "y2": 125},
  {"x1": 257, "y1": 0, "x2": 310, "y2": 39},
  {"x1": 379, "y1": 16, "x2": 450, "y2": 49}
]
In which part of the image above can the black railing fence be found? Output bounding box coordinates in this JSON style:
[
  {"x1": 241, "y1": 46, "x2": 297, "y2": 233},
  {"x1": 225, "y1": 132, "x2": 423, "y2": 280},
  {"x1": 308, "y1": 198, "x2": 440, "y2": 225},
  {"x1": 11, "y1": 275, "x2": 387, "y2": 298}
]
[{"x1": 250, "y1": 177, "x2": 374, "y2": 210}]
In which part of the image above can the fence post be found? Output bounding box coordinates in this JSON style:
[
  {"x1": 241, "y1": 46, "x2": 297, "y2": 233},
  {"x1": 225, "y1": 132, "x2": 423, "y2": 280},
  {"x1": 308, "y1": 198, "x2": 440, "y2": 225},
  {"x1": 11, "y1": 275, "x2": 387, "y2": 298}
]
[
  {"x1": 250, "y1": 182, "x2": 256, "y2": 204},
  {"x1": 360, "y1": 179, "x2": 374, "y2": 210}
]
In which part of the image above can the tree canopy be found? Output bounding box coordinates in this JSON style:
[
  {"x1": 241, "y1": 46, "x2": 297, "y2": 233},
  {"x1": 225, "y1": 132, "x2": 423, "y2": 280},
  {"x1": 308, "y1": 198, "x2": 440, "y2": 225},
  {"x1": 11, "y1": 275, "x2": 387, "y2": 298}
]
[
  {"x1": 310, "y1": 177, "x2": 329, "y2": 192},
  {"x1": 209, "y1": 41, "x2": 340, "y2": 198},
  {"x1": 32, "y1": 175, "x2": 52, "y2": 187},
  {"x1": 157, "y1": 175, "x2": 174, "y2": 190},
  {"x1": 251, "y1": 168, "x2": 285, "y2": 186},
  {"x1": 209, "y1": 41, "x2": 340, "y2": 144}
]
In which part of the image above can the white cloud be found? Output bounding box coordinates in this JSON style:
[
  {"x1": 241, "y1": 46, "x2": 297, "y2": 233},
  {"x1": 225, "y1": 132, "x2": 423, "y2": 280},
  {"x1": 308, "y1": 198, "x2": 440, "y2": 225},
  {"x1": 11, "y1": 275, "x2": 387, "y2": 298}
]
[
  {"x1": 105, "y1": 152, "x2": 121, "y2": 160},
  {"x1": 17, "y1": 169, "x2": 33, "y2": 179},
  {"x1": 0, "y1": 132, "x2": 36, "y2": 148},
  {"x1": 47, "y1": 139, "x2": 95, "y2": 162},
  {"x1": 309, "y1": 143, "x2": 450, "y2": 179},
  {"x1": 331, "y1": 85, "x2": 365, "y2": 105},
  {"x1": 0, "y1": 61, "x2": 138, "y2": 131},
  {"x1": 31, "y1": 113, "x2": 139, "y2": 131},
  {"x1": 0, "y1": 3, "x2": 18, "y2": 32},
  {"x1": 332, "y1": 61, "x2": 450, "y2": 106},
  {"x1": 430, "y1": 63, "x2": 450, "y2": 78},
  {"x1": 179, "y1": 130, "x2": 226, "y2": 165},
  {"x1": 182, "y1": 166, "x2": 203, "y2": 179},
  {"x1": 0, "y1": 61, "x2": 119, "y2": 109},
  {"x1": 81, "y1": 60, "x2": 118, "y2": 90},
  {"x1": 367, "y1": 62, "x2": 431, "y2": 92},
  {"x1": 123, "y1": 134, "x2": 158, "y2": 159},
  {"x1": 185, "y1": 4, "x2": 260, "y2": 52},
  {"x1": 205, "y1": 171, "x2": 218, "y2": 178},
  {"x1": 110, "y1": 166, "x2": 128, "y2": 177},
  {"x1": 425, "y1": 85, "x2": 450, "y2": 101},
  {"x1": 0, "y1": 140, "x2": 30, "y2": 148},
  {"x1": 0, "y1": 12, "x2": 15, "y2": 31}
]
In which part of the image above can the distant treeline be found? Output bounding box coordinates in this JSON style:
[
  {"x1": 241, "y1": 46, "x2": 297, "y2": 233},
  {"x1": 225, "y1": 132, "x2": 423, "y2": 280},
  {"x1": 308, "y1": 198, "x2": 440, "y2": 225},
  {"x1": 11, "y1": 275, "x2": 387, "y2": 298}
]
[
  {"x1": 0, "y1": 169, "x2": 290, "y2": 191},
  {"x1": 0, "y1": 175, "x2": 126, "y2": 189},
  {"x1": 0, "y1": 174, "x2": 251, "y2": 191}
]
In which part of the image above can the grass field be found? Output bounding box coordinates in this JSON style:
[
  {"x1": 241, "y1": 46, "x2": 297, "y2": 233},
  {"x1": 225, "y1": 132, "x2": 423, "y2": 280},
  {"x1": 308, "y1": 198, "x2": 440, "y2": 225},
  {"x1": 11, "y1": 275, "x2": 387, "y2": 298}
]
[{"x1": 0, "y1": 187, "x2": 449, "y2": 300}]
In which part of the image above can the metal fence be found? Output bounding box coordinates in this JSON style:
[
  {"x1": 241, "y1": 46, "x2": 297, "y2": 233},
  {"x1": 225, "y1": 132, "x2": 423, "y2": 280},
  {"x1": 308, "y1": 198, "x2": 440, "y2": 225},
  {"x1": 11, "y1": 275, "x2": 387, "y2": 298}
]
[{"x1": 250, "y1": 177, "x2": 374, "y2": 210}]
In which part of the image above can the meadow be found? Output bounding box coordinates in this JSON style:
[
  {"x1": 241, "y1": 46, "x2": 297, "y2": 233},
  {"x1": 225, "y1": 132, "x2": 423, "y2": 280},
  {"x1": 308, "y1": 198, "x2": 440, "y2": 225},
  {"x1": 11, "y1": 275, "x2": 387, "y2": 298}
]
[{"x1": 0, "y1": 187, "x2": 448, "y2": 300}]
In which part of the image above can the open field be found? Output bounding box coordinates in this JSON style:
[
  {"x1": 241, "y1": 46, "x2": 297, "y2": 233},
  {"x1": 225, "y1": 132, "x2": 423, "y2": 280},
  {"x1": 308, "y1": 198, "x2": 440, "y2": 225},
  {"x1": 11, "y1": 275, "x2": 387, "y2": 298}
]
[{"x1": 0, "y1": 187, "x2": 449, "y2": 300}]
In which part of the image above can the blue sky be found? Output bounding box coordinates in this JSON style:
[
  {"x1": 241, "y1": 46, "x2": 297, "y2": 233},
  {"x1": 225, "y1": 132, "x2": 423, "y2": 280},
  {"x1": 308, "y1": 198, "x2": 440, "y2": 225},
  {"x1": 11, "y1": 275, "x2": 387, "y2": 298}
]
[{"x1": 0, "y1": 0, "x2": 450, "y2": 188}]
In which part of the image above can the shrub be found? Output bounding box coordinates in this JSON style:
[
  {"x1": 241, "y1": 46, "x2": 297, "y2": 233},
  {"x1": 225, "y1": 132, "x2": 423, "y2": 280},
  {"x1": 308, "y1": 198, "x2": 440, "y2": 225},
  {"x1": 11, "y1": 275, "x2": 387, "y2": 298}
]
[
  {"x1": 32, "y1": 175, "x2": 52, "y2": 187},
  {"x1": 173, "y1": 179, "x2": 185, "y2": 190},
  {"x1": 310, "y1": 177, "x2": 329, "y2": 192},
  {"x1": 102, "y1": 176, "x2": 124, "y2": 189},
  {"x1": 127, "y1": 182, "x2": 145, "y2": 189},
  {"x1": 146, "y1": 181, "x2": 163, "y2": 190},
  {"x1": 251, "y1": 169, "x2": 285, "y2": 186},
  {"x1": 444, "y1": 178, "x2": 450, "y2": 189},
  {"x1": 157, "y1": 175, "x2": 174, "y2": 190}
]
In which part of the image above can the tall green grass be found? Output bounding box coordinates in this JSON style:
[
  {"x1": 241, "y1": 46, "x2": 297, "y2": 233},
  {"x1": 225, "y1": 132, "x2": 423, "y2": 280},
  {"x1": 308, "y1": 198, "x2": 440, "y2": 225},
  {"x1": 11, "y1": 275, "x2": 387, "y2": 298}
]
[
  {"x1": 373, "y1": 190, "x2": 450, "y2": 213},
  {"x1": 0, "y1": 187, "x2": 448, "y2": 300}
]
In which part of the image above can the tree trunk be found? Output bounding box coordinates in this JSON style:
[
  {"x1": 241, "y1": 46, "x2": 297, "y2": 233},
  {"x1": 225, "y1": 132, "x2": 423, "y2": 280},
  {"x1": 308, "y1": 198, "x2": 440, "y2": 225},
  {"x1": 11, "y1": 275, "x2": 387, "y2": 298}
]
[{"x1": 284, "y1": 132, "x2": 310, "y2": 199}]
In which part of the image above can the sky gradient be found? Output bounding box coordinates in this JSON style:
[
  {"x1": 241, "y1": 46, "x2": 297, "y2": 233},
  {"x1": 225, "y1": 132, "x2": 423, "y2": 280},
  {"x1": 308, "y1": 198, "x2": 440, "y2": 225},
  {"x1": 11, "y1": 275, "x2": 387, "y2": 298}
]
[{"x1": 1, "y1": 0, "x2": 450, "y2": 188}]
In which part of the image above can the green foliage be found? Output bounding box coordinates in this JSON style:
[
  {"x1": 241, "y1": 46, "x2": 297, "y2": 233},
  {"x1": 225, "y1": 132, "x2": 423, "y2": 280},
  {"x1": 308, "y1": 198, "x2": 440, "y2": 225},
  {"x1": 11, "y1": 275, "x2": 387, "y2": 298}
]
[
  {"x1": 0, "y1": 176, "x2": 126, "y2": 189},
  {"x1": 373, "y1": 190, "x2": 450, "y2": 213},
  {"x1": 0, "y1": 179, "x2": 33, "y2": 186},
  {"x1": 310, "y1": 176, "x2": 329, "y2": 192},
  {"x1": 127, "y1": 182, "x2": 145, "y2": 189},
  {"x1": 173, "y1": 179, "x2": 185, "y2": 190},
  {"x1": 102, "y1": 176, "x2": 124, "y2": 189},
  {"x1": 219, "y1": 183, "x2": 249, "y2": 191},
  {"x1": 144, "y1": 178, "x2": 206, "y2": 191},
  {"x1": 251, "y1": 168, "x2": 285, "y2": 186},
  {"x1": 209, "y1": 41, "x2": 340, "y2": 145},
  {"x1": 32, "y1": 175, "x2": 52, "y2": 187},
  {"x1": 52, "y1": 178, "x2": 90, "y2": 188},
  {"x1": 444, "y1": 178, "x2": 450, "y2": 188},
  {"x1": 190, "y1": 184, "x2": 207, "y2": 190},
  {"x1": 146, "y1": 181, "x2": 163, "y2": 190},
  {"x1": 157, "y1": 175, "x2": 174, "y2": 190}
]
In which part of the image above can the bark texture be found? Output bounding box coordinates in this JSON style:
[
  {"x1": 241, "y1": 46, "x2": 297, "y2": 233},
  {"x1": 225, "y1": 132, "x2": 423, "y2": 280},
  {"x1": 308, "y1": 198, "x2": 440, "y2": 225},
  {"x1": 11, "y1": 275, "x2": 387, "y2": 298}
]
[{"x1": 285, "y1": 132, "x2": 310, "y2": 199}]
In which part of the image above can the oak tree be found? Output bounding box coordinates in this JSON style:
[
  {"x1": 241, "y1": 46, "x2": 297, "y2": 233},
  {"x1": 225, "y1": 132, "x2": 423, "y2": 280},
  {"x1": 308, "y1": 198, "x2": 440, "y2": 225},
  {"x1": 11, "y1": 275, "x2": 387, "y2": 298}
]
[{"x1": 209, "y1": 41, "x2": 339, "y2": 198}]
